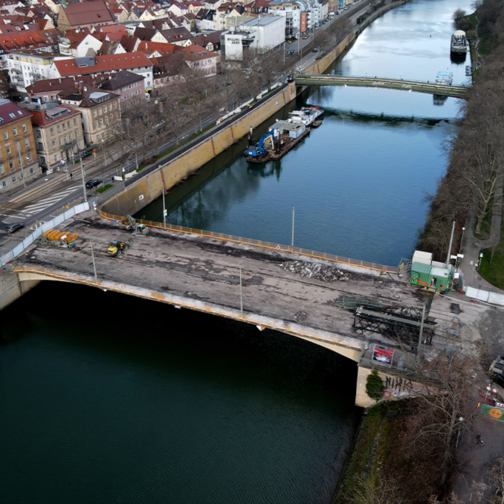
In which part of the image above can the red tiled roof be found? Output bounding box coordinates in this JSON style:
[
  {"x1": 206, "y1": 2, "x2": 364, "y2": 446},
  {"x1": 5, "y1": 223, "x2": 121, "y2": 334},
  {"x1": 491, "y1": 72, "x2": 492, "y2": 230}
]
[
  {"x1": 29, "y1": 106, "x2": 80, "y2": 127},
  {"x1": 136, "y1": 39, "x2": 175, "y2": 56},
  {"x1": 53, "y1": 51, "x2": 153, "y2": 77},
  {"x1": 26, "y1": 75, "x2": 109, "y2": 95},
  {"x1": 0, "y1": 28, "x2": 59, "y2": 51},
  {"x1": 0, "y1": 99, "x2": 32, "y2": 126},
  {"x1": 62, "y1": 0, "x2": 114, "y2": 27}
]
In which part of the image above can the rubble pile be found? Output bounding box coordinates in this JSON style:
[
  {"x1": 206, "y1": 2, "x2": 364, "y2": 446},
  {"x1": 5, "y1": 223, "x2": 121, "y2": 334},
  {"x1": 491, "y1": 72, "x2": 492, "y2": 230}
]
[
  {"x1": 279, "y1": 260, "x2": 350, "y2": 282},
  {"x1": 392, "y1": 306, "x2": 422, "y2": 318}
]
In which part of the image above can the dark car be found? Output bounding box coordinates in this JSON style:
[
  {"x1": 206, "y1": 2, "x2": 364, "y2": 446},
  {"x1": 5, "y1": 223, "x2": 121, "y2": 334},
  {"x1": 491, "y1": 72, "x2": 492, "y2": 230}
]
[
  {"x1": 312, "y1": 47, "x2": 318, "y2": 52},
  {"x1": 6, "y1": 222, "x2": 24, "y2": 234},
  {"x1": 86, "y1": 179, "x2": 102, "y2": 189},
  {"x1": 286, "y1": 49, "x2": 294, "y2": 56}
]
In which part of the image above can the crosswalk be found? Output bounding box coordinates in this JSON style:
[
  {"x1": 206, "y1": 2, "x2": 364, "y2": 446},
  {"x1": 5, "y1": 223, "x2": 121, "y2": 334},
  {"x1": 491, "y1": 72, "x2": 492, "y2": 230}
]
[{"x1": 5, "y1": 187, "x2": 80, "y2": 221}]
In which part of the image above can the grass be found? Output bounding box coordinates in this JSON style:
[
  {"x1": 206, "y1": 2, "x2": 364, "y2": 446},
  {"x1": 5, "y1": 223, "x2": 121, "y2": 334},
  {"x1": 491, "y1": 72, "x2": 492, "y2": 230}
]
[
  {"x1": 334, "y1": 404, "x2": 387, "y2": 504},
  {"x1": 479, "y1": 210, "x2": 504, "y2": 288},
  {"x1": 96, "y1": 184, "x2": 112, "y2": 193}
]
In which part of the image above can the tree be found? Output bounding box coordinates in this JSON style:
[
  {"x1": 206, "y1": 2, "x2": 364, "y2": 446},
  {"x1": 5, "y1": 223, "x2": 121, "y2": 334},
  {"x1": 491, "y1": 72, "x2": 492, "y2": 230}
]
[
  {"x1": 350, "y1": 470, "x2": 407, "y2": 504},
  {"x1": 366, "y1": 369, "x2": 385, "y2": 401},
  {"x1": 452, "y1": 8, "x2": 466, "y2": 22},
  {"x1": 406, "y1": 353, "x2": 480, "y2": 486}
]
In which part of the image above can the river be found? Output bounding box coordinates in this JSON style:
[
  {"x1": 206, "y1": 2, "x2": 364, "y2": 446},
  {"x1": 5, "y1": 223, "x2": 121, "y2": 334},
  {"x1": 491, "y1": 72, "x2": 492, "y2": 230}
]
[{"x1": 1, "y1": 0, "x2": 473, "y2": 502}]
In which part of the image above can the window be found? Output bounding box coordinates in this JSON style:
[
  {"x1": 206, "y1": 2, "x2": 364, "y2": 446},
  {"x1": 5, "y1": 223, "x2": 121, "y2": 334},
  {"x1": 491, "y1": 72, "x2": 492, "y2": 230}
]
[
  {"x1": 27, "y1": 151, "x2": 31, "y2": 162},
  {"x1": 67, "y1": 121, "x2": 70, "y2": 129},
  {"x1": 50, "y1": 128, "x2": 54, "y2": 136},
  {"x1": 69, "y1": 132, "x2": 72, "y2": 141},
  {"x1": 64, "y1": 135, "x2": 67, "y2": 144},
  {"x1": 93, "y1": 110, "x2": 97, "y2": 118},
  {"x1": 36, "y1": 130, "x2": 41, "y2": 138},
  {"x1": 99, "y1": 118, "x2": 103, "y2": 127},
  {"x1": 73, "y1": 118, "x2": 77, "y2": 126},
  {"x1": 22, "y1": 123, "x2": 26, "y2": 132},
  {"x1": 3, "y1": 131, "x2": 7, "y2": 140},
  {"x1": 99, "y1": 108, "x2": 102, "y2": 116},
  {"x1": 15, "y1": 141, "x2": 20, "y2": 152},
  {"x1": 13, "y1": 127, "x2": 17, "y2": 135},
  {"x1": 108, "y1": 104, "x2": 112, "y2": 111},
  {"x1": 2, "y1": 181, "x2": 6, "y2": 187},
  {"x1": 62, "y1": 122, "x2": 66, "y2": 130},
  {"x1": 9, "y1": 160, "x2": 14, "y2": 170},
  {"x1": 59, "y1": 138, "x2": 62, "y2": 146},
  {"x1": 0, "y1": 162, "x2": 4, "y2": 174},
  {"x1": 105, "y1": 116, "x2": 108, "y2": 125},
  {"x1": 54, "y1": 154, "x2": 58, "y2": 162},
  {"x1": 38, "y1": 142, "x2": 43, "y2": 150},
  {"x1": 24, "y1": 137, "x2": 29, "y2": 147},
  {"x1": 52, "y1": 140, "x2": 55, "y2": 148},
  {"x1": 11, "y1": 175, "x2": 15, "y2": 182},
  {"x1": 6, "y1": 144, "x2": 11, "y2": 154},
  {"x1": 57, "y1": 125, "x2": 61, "y2": 133},
  {"x1": 94, "y1": 120, "x2": 98, "y2": 129}
]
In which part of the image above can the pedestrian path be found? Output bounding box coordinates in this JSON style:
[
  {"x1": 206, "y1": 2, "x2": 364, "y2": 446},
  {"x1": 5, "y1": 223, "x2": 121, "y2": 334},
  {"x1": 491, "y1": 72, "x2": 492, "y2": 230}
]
[{"x1": 2, "y1": 186, "x2": 79, "y2": 221}]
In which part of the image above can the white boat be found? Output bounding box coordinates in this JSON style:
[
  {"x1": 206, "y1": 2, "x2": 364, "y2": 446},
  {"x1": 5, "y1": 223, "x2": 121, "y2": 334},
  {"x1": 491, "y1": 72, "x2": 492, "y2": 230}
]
[
  {"x1": 288, "y1": 106, "x2": 324, "y2": 126},
  {"x1": 435, "y1": 71, "x2": 453, "y2": 85},
  {"x1": 451, "y1": 30, "x2": 467, "y2": 54}
]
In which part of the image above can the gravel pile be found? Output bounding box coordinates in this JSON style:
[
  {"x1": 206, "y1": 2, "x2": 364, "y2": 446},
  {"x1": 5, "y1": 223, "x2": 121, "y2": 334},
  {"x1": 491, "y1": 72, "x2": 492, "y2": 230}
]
[{"x1": 279, "y1": 260, "x2": 350, "y2": 282}]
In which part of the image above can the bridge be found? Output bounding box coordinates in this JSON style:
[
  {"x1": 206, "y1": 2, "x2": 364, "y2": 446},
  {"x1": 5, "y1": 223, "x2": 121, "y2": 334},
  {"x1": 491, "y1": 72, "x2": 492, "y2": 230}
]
[
  {"x1": 294, "y1": 75, "x2": 470, "y2": 98},
  {"x1": 1, "y1": 213, "x2": 461, "y2": 408}
]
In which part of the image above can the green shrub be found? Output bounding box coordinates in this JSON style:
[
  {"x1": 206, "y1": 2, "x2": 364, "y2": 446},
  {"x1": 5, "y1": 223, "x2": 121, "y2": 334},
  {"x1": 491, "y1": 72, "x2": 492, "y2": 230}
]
[{"x1": 366, "y1": 369, "x2": 385, "y2": 400}]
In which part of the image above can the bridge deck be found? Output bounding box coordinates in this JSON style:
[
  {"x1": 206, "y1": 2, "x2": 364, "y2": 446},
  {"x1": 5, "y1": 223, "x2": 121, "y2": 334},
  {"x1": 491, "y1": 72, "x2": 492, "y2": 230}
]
[
  {"x1": 294, "y1": 75, "x2": 469, "y2": 97},
  {"x1": 16, "y1": 218, "x2": 426, "y2": 355}
]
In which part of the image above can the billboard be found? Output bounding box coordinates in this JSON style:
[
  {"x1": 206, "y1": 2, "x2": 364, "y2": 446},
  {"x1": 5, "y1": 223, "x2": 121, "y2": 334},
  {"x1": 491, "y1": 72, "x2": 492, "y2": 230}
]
[
  {"x1": 372, "y1": 345, "x2": 394, "y2": 365},
  {"x1": 300, "y1": 12, "x2": 307, "y2": 33}
]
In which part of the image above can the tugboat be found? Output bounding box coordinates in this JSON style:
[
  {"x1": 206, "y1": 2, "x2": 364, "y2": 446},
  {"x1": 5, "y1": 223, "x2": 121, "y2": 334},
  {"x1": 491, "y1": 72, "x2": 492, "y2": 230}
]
[{"x1": 287, "y1": 106, "x2": 324, "y2": 127}]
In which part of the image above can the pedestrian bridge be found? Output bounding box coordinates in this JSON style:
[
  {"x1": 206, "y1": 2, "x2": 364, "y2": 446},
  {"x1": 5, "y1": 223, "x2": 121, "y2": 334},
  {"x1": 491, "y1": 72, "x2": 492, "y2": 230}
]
[{"x1": 294, "y1": 75, "x2": 470, "y2": 98}]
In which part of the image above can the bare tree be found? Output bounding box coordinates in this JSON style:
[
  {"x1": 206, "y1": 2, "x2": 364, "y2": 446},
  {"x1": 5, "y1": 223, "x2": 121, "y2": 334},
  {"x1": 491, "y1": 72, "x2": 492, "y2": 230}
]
[{"x1": 453, "y1": 8, "x2": 466, "y2": 22}]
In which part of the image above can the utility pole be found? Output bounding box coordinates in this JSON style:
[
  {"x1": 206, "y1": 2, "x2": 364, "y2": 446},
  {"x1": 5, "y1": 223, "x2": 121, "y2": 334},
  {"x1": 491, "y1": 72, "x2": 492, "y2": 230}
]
[
  {"x1": 80, "y1": 158, "x2": 87, "y2": 203},
  {"x1": 416, "y1": 305, "x2": 425, "y2": 366},
  {"x1": 162, "y1": 189, "x2": 166, "y2": 230},
  {"x1": 90, "y1": 238, "x2": 98, "y2": 282},
  {"x1": 445, "y1": 220, "x2": 456, "y2": 269},
  {"x1": 291, "y1": 207, "x2": 295, "y2": 251},
  {"x1": 239, "y1": 267, "x2": 243, "y2": 316}
]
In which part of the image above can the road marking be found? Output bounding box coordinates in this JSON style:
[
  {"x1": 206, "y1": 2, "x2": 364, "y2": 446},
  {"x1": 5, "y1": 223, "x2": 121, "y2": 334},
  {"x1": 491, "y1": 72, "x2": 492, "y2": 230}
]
[{"x1": 8, "y1": 187, "x2": 79, "y2": 219}]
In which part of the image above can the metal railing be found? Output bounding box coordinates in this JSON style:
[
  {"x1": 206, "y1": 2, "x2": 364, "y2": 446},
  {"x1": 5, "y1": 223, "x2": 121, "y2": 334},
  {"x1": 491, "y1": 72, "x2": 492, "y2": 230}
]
[{"x1": 99, "y1": 209, "x2": 398, "y2": 274}]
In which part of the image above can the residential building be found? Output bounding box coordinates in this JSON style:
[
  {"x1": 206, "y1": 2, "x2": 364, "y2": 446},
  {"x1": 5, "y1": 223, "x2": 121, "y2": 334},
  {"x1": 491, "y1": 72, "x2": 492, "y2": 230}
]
[
  {"x1": 25, "y1": 100, "x2": 85, "y2": 171},
  {"x1": 0, "y1": 98, "x2": 39, "y2": 190},
  {"x1": 26, "y1": 75, "x2": 109, "y2": 103},
  {"x1": 59, "y1": 85, "x2": 121, "y2": 145},
  {"x1": 100, "y1": 70, "x2": 146, "y2": 110},
  {"x1": 50, "y1": 52, "x2": 154, "y2": 92},
  {"x1": 57, "y1": 0, "x2": 115, "y2": 33},
  {"x1": 268, "y1": 0, "x2": 301, "y2": 39},
  {"x1": 7, "y1": 50, "x2": 59, "y2": 93}
]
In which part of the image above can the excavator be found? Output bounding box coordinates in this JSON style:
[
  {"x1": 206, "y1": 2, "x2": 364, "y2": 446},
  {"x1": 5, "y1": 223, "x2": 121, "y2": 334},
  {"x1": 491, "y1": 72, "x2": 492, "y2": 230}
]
[
  {"x1": 244, "y1": 127, "x2": 274, "y2": 158},
  {"x1": 127, "y1": 215, "x2": 149, "y2": 236}
]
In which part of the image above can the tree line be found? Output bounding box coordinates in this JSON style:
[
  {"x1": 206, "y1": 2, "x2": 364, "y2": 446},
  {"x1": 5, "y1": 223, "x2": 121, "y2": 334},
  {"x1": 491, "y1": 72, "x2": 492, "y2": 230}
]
[{"x1": 418, "y1": 0, "x2": 504, "y2": 260}]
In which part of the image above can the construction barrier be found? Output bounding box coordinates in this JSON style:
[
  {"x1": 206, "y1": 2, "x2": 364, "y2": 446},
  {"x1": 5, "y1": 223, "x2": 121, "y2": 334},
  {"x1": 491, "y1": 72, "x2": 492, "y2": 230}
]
[{"x1": 99, "y1": 209, "x2": 398, "y2": 274}]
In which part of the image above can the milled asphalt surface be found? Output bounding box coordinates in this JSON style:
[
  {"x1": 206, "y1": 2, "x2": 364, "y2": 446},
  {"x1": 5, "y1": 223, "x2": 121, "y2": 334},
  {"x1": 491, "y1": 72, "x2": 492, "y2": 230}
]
[{"x1": 17, "y1": 216, "x2": 429, "y2": 349}]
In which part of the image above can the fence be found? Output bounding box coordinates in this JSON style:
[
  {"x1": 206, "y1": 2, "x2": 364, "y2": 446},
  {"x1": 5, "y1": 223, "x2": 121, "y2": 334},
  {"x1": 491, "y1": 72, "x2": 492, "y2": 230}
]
[
  {"x1": 0, "y1": 202, "x2": 89, "y2": 267},
  {"x1": 99, "y1": 209, "x2": 398, "y2": 274}
]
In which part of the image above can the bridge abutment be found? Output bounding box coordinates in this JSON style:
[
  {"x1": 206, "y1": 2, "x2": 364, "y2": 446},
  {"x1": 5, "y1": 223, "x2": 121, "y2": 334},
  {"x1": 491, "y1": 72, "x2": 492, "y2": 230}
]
[{"x1": 0, "y1": 272, "x2": 39, "y2": 311}]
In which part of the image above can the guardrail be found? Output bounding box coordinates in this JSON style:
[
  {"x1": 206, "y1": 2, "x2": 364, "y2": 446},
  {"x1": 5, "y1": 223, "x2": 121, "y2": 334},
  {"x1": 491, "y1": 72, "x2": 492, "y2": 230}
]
[
  {"x1": 99, "y1": 209, "x2": 398, "y2": 274},
  {"x1": 0, "y1": 202, "x2": 90, "y2": 267}
]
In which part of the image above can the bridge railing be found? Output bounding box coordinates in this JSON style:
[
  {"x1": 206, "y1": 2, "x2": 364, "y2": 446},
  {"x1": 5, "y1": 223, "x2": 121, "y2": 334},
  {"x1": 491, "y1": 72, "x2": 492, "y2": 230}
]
[{"x1": 99, "y1": 210, "x2": 398, "y2": 274}]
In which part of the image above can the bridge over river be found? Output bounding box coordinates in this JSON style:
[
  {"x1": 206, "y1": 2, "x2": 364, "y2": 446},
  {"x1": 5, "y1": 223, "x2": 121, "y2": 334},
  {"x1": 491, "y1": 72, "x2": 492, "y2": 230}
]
[
  {"x1": 295, "y1": 75, "x2": 470, "y2": 98},
  {"x1": 2, "y1": 215, "x2": 465, "y2": 407}
]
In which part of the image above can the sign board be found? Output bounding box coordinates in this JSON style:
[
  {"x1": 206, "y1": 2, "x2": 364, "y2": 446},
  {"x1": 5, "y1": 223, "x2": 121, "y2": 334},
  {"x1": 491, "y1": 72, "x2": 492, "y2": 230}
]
[
  {"x1": 300, "y1": 12, "x2": 307, "y2": 33},
  {"x1": 372, "y1": 345, "x2": 394, "y2": 365},
  {"x1": 481, "y1": 404, "x2": 504, "y2": 421}
]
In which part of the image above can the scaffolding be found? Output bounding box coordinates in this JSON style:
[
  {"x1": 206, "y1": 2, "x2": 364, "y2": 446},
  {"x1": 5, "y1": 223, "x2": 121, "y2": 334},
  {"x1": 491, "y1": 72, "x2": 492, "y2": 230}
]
[{"x1": 354, "y1": 306, "x2": 435, "y2": 353}]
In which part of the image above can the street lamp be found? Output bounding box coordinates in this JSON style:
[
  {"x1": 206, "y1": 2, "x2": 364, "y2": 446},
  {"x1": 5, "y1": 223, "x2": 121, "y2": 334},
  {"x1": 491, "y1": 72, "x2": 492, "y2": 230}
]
[
  {"x1": 460, "y1": 226, "x2": 466, "y2": 252},
  {"x1": 79, "y1": 158, "x2": 87, "y2": 203},
  {"x1": 477, "y1": 252, "x2": 484, "y2": 271}
]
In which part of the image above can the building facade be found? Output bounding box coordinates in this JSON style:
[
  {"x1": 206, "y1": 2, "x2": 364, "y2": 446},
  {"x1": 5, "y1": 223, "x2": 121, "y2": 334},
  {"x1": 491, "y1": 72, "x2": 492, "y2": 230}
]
[{"x1": 0, "y1": 99, "x2": 39, "y2": 190}]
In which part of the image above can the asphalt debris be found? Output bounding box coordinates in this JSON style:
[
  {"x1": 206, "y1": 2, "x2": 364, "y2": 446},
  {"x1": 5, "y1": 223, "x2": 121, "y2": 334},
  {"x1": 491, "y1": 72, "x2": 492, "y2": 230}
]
[{"x1": 279, "y1": 260, "x2": 350, "y2": 282}]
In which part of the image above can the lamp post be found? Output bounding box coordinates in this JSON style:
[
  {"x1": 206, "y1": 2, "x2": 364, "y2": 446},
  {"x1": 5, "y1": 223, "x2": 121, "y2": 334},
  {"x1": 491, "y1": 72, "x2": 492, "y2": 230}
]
[
  {"x1": 80, "y1": 158, "x2": 87, "y2": 203},
  {"x1": 18, "y1": 151, "x2": 26, "y2": 188}
]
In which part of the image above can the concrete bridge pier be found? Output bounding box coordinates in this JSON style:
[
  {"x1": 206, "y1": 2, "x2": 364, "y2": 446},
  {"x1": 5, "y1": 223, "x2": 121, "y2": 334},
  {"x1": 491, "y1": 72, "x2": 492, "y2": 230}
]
[{"x1": 0, "y1": 272, "x2": 39, "y2": 310}]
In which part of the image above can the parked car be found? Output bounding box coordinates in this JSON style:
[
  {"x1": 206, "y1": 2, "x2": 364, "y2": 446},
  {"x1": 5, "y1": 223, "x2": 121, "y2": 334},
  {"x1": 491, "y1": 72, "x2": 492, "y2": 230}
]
[
  {"x1": 86, "y1": 179, "x2": 102, "y2": 189},
  {"x1": 6, "y1": 223, "x2": 24, "y2": 234},
  {"x1": 312, "y1": 47, "x2": 319, "y2": 52},
  {"x1": 286, "y1": 49, "x2": 295, "y2": 56}
]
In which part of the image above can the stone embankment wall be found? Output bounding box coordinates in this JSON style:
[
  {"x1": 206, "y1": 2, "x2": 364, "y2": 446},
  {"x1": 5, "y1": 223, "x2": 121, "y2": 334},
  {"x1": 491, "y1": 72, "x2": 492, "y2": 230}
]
[{"x1": 102, "y1": 1, "x2": 404, "y2": 218}]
